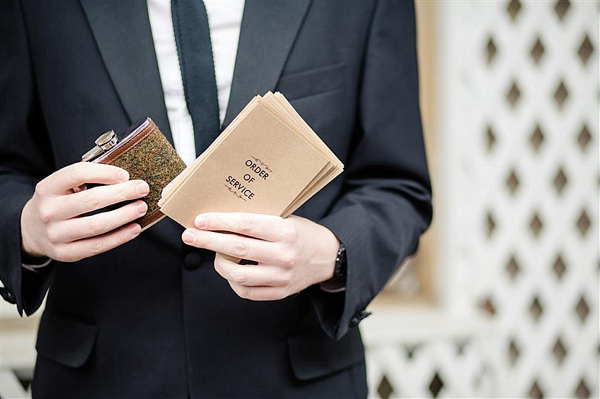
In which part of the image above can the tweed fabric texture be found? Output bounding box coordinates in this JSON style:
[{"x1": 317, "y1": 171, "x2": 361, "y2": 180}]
[{"x1": 102, "y1": 123, "x2": 186, "y2": 230}]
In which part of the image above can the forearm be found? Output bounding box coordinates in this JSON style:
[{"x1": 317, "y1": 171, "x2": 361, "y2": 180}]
[
  {"x1": 311, "y1": 184, "x2": 430, "y2": 339},
  {"x1": 0, "y1": 178, "x2": 52, "y2": 315},
  {"x1": 307, "y1": 0, "x2": 432, "y2": 339},
  {"x1": 0, "y1": 0, "x2": 57, "y2": 314}
]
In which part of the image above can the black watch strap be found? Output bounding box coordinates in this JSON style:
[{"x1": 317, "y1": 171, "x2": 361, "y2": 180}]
[{"x1": 331, "y1": 243, "x2": 347, "y2": 281}]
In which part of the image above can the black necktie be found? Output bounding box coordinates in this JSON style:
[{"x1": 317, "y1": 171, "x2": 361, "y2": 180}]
[{"x1": 171, "y1": 0, "x2": 220, "y2": 157}]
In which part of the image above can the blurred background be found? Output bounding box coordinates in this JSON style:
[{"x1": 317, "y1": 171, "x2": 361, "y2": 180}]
[{"x1": 1, "y1": 0, "x2": 598, "y2": 398}]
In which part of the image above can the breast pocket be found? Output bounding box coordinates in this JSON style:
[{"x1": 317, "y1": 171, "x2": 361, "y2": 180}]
[{"x1": 276, "y1": 62, "x2": 345, "y2": 102}]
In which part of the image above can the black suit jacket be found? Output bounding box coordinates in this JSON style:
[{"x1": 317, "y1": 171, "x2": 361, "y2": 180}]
[{"x1": 0, "y1": 1, "x2": 432, "y2": 398}]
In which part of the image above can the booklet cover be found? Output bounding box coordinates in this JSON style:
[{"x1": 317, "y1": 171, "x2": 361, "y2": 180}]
[{"x1": 158, "y1": 92, "x2": 343, "y2": 228}]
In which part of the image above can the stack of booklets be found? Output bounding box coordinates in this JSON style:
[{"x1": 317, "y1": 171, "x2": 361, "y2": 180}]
[{"x1": 158, "y1": 92, "x2": 343, "y2": 228}]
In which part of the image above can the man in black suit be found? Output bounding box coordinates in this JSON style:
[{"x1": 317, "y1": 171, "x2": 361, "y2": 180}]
[{"x1": 0, "y1": 1, "x2": 432, "y2": 398}]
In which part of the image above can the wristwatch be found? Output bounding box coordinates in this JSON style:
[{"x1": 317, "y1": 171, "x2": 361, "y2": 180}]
[{"x1": 331, "y1": 243, "x2": 347, "y2": 281}]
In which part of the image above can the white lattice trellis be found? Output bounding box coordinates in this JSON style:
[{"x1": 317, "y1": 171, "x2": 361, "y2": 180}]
[
  {"x1": 362, "y1": 0, "x2": 598, "y2": 398},
  {"x1": 439, "y1": 0, "x2": 598, "y2": 398},
  {"x1": 362, "y1": 310, "x2": 495, "y2": 398}
]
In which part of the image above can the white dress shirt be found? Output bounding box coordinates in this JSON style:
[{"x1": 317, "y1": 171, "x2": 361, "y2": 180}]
[{"x1": 147, "y1": 0, "x2": 245, "y2": 165}]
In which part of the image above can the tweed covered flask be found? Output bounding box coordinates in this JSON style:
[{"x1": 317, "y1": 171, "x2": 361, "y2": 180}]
[{"x1": 86, "y1": 118, "x2": 186, "y2": 230}]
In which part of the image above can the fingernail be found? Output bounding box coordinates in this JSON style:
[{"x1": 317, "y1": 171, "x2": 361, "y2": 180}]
[
  {"x1": 131, "y1": 224, "x2": 142, "y2": 237},
  {"x1": 118, "y1": 169, "x2": 129, "y2": 182},
  {"x1": 182, "y1": 230, "x2": 194, "y2": 244},
  {"x1": 136, "y1": 201, "x2": 147, "y2": 215},
  {"x1": 195, "y1": 215, "x2": 206, "y2": 228},
  {"x1": 136, "y1": 181, "x2": 150, "y2": 195}
]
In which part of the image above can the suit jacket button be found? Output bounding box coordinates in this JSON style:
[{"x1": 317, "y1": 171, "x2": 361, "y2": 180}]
[
  {"x1": 184, "y1": 251, "x2": 203, "y2": 270},
  {"x1": 0, "y1": 287, "x2": 16, "y2": 304},
  {"x1": 349, "y1": 310, "x2": 372, "y2": 327}
]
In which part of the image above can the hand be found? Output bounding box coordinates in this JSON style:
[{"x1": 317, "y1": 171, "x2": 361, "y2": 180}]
[
  {"x1": 181, "y1": 213, "x2": 340, "y2": 301},
  {"x1": 21, "y1": 162, "x2": 149, "y2": 263}
]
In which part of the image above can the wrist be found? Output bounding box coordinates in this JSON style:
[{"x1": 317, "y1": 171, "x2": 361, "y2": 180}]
[
  {"x1": 314, "y1": 227, "x2": 340, "y2": 284},
  {"x1": 20, "y1": 199, "x2": 45, "y2": 260},
  {"x1": 319, "y1": 229, "x2": 345, "y2": 284}
]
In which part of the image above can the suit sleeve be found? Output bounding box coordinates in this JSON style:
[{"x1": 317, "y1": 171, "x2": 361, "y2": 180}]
[
  {"x1": 0, "y1": 0, "x2": 56, "y2": 316},
  {"x1": 310, "y1": 0, "x2": 433, "y2": 340}
]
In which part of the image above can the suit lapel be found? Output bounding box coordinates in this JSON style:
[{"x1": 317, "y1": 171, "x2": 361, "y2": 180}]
[
  {"x1": 79, "y1": 0, "x2": 173, "y2": 143},
  {"x1": 223, "y1": 0, "x2": 312, "y2": 128}
]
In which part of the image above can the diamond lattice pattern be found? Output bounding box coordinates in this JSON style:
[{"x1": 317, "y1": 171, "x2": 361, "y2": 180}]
[
  {"x1": 467, "y1": 0, "x2": 598, "y2": 397},
  {"x1": 366, "y1": 1, "x2": 599, "y2": 398}
]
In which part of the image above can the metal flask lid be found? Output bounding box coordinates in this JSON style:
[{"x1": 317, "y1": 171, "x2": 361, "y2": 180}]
[{"x1": 82, "y1": 130, "x2": 118, "y2": 162}]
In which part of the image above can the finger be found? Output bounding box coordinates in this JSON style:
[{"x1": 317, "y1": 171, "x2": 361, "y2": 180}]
[
  {"x1": 51, "y1": 179, "x2": 149, "y2": 220},
  {"x1": 54, "y1": 200, "x2": 148, "y2": 242},
  {"x1": 39, "y1": 162, "x2": 129, "y2": 195},
  {"x1": 194, "y1": 212, "x2": 289, "y2": 242},
  {"x1": 214, "y1": 253, "x2": 287, "y2": 287},
  {"x1": 182, "y1": 228, "x2": 283, "y2": 265},
  {"x1": 228, "y1": 281, "x2": 289, "y2": 301},
  {"x1": 55, "y1": 223, "x2": 141, "y2": 262}
]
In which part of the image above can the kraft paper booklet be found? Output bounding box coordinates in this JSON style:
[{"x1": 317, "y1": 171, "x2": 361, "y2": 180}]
[{"x1": 158, "y1": 92, "x2": 343, "y2": 228}]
